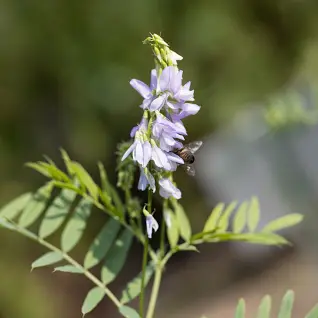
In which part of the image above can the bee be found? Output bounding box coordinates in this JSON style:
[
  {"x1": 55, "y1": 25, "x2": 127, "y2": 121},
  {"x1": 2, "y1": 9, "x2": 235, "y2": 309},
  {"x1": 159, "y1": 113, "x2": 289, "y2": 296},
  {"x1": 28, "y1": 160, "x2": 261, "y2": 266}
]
[{"x1": 174, "y1": 141, "x2": 203, "y2": 176}]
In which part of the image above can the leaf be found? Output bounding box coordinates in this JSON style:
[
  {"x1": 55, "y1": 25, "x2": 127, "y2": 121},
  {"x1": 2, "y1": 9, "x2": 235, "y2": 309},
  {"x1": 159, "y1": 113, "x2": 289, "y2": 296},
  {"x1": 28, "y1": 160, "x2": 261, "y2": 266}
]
[
  {"x1": 247, "y1": 196, "x2": 260, "y2": 232},
  {"x1": 120, "y1": 263, "x2": 154, "y2": 304},
  {"x1": 206, "y1": 232, "x2": 290, "y2": 245},
  {"x1": 235, "y1": 299, "x2": 245, "y2": 318},
  {"x1": 52, "y1": 181, "x2": 83, "y2": 195},
  {"x1": 218, "y1": 201, "x2": 238, "y2": 232},
  {"x1": 257, "y1": 295, "x2": 271, "y2": 318},
  {"x1": 101, "y1": 229, "x2": 133, "y2": 285},
  {"x1": 262, "y1": 214, "x2": 304, "y2": 233},
  {"x1": 98, "y1": 162, "x2": 112, "y2": 207},
  {"x1": 172, "y1": 200, "x2": 191, "y2": 242},
  {"x1": 203, "y1": 203, "x2": 225, "y2": 232},
  {"x1": 305, "y1": 304, "x2": 318, "y2": 318},
  {"x1": 84, "y1": 218, "x2": 121, "y2": 269},
  {"x1": 31, "y1": 251, "x2": 63, "y2": 270},
  {"x1": 177, "y1": 244, "x2": 199, "y2": 252},
  {"x1": 19, "y1": 186, "x2": 51, "y2": 228},
  {"x1": 109, "y1": 185, "x2": 124, "y2": 218},
  {"x1": 119, "y1": 305, "x2": 140, "y2": 318},
  {"x1": 81, "y1": 286, "x2": 105, "y2": 316},
  {"x1": 278, "y1": 290, "x2": 294, "y2": 318},
  {"x1": 39, "y1": 189, "x2": 76, "y2": 238},
  {"x1": 0, "y1": 193, "x2": 32, "y2": 220},
  {"x1": 164, "y1": 208, "x2": 179, "y2": 248},
  {"x1": 71, "y1": 162, "x2": 99, "y2": 201},
  {"x1": 233, "y1": 201, "x2": 248, "y2": 233},
  {"x1": 60, "y1": 149, "x2": 74, "y2": 175},
  {"x1": 0, "y1": 217, "x2": 16, "y2": 230},
  {"x1": 61, "y1": 198, "x2": 92, "y2": 252},
  {"x1": 54, "y1": 265, "x2": 84, "y2": 274},
  {"x1": 26, "y1": 163, "x2": 51, "y2": 178}
]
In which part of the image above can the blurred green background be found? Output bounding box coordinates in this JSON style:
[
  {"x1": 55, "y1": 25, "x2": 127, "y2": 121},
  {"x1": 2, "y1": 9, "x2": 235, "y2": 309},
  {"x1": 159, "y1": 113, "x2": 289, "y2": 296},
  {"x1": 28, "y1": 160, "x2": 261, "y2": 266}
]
[{"x1": 1, "y1": 0, "x2": 318, "y2": 317}]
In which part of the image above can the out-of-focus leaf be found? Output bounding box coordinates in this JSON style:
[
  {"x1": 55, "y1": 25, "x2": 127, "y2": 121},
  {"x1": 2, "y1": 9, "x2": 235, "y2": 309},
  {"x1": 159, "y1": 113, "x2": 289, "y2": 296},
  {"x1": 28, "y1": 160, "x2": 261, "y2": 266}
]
[
  {"x1": 247, "y1": 196, "x2": 260, "y2": 232},
  {"x1": 26, "y1": 162, "x2": 69, "y2": 182},
  {"x1": 207, "y1": 232, "x2": 289, "y2": 245},
  {"x1": 119, "y1": 306, "x2": 140, "y2": 318},
  {"x1": 120, "y1": 262, "x2": 154, "y2": 304},
  {"x1": 278, "y1": 290, "x2": 294, "y2": 318},
  {"x1": 233, "y1": 201, "x2": 248, "y2": 233},
  {"x1": 262, "y1": 214, "x2": 303, "y2": 233},
  {"x1": 218, "y1": 201, "x2": 238, "y2": 232},
  {"x1": 19, "y1": 186, "x2": 51, "y2": 228},
  {"x1": 54, "y1": 265, "x2": 83, "y2": 274},
  {"x1": 81, "y1": 286, "x2": 105, "y2": 316},
  {"x1": 25, "y1": 163, "x2": 50, "y2": 178},
  {"x1": 172, "y1": 200, "x2": 191, "y2": 242},
  {"x1": 60, "y1": 149, "x2": 74, "y2": 175},
  {"x1": 164, "y1": 208, "x2": 179, "y2": 248},
  {"x1": 84, "y1": 218, "x2": 121, "y2": 269},
  {"x1": 31, "y1": 251, "x2": 63, "y2": 270},
  {"x1": 71, "y1": 162, "x2": 99, "y2": 201},
  {"x1": 52, "y1": 181, "x2": 83, "y2": 195},
  {"x1": 61, "y1": 198, "x2": 92, "y2": 252},
  {"x1": 177, "y1": 244, "x2": 199, "y2": 252},
  {"x1": 203, "y1": 203, "x2": 225, "y2": 232},
  {"x1": 305, "y1": 304, "x2": 318, "y2": 318},
  {"x1": 98, "y1": 162, "x2": 112, "y2": 207},
  {"x1": 235, "y1": 299, "x2": 245, "y2": 318},
  {"x1": 39, "y1": 189, "x2": 76, "y2": 238},
  {"x1": 109, "y1": 185, "x2": 124, "y2": 218},
  {"x1": 101, "y1": 229, "x2": 133, "y2": 285},
  {"x1": 0, "y1": 193, "x2": 32, "y2": 220},
  {"x1": 257, "y1": 295, "x2": 271, "y2": 318}
]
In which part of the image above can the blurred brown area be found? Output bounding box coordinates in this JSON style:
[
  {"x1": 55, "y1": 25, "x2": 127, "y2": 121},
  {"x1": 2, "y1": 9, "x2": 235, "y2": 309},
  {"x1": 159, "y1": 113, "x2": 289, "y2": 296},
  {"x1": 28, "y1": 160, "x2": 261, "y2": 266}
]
[{"x1": 1, "y1": 0, "x2": 318, "y2": 317}]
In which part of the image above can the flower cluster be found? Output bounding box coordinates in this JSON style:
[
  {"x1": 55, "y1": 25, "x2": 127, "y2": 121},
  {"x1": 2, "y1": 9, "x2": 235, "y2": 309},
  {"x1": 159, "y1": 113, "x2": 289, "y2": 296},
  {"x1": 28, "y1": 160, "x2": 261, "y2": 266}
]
[{"x1": 122, "y1": 35, "x2": 200, "y2": 201}]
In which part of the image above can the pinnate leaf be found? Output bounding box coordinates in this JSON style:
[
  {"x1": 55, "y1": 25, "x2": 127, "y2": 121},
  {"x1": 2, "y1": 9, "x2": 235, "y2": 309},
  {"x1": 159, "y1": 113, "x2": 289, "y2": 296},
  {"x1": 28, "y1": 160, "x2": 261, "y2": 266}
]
[
  {"x1": 203, "y1": 203, "x2": 224, "y2": 232},
  {"x1": 235, "y1": 299, "x2": 245, "y2": 318},
  {"x1": 54, "y1": 265, "x2": 83, "y2": 274},
  {"x1": 233, "y1": 201, "x2": 248, "y2": 233},
  {"x1": 71, "y1": 162, "x2": 99, "y2": 201},
  {"x1": 39, "y1": 189, "x2": 76, "y2": 238},
  {"x1": 305, "y1": 304, "x2": 318, "y2": 318},
  {"x1": 31, "y1": 251, "x2": 63, "y2": 270},
  {"x1": 262, "y1": 214, "x2": 303, "y2": 233},
  {"x1": 218, "y1": 201, "x2": 237, "y2": 232},
  {"x1": 257, "y1": 295, "x2": 271, "y2": 318},
  {"x1": 81, "y1": 286, "x2": 105, "y2": 316},
  {"x1": 19, "y1": 186, "x2": 51, "y2": 228},
  {"x1": 120, "y1": 262, "x2": 154, "y2": 304},
  {"x1": 278, "y1": 290, "x2": 294, "y2": 318},
  {"x1": 61, "y1": 198, "x2": 92, "y2": 252},
  {"x1": 84, "y1": 218, "x2": 121, "y2": 269},
  {"x1": 172, "y1": 200, "x2": 191, "y2": 242},
  {"x1": 119, "y1": 305, "x2": 140, "y2": 318},
  {"x1": 0, "y1": 193, "x2": 32, "y2": 220},
  {"x1": 247, "y1": 196, "x2": 260, "y2": 232},
  {"x1": 164, "y1": 208, "x2": 179, "y2": 248},
  {"x1": 101, "y1": 229, "x2": 133, "y2": 285}
]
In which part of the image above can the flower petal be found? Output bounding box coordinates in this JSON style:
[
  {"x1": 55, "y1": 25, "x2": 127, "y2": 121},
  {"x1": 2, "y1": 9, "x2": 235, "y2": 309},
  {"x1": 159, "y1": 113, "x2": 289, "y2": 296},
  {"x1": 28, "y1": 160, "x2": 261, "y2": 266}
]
[
  {"x1": 134, "y1": 141, "x2": 144, "y2": 165},
  {"x1": 149, "y1": 94, "x2": 167, "y2": 111},
  {"x1": 138, "y1": 169, "x2": 148, "y2": 191},
  {"x1": 159, "y1": 178, "x2": 182, "y2": 199},
  {"x1": 152, "y1": 145, "x2": 170, "y2": 170},
  {"x1": 150, "y1": 69, "x2": 158, "y2": 91},
  {"x1": 121, "y1": 142, "x2": 136, "y2": 161},
  {"x1": 142, "y1": 141, "x2": 152, "y2": 167},
  {"x1": 130, "y1": 79, "x2": 152, "y2": 99},
  {"x1": 166, "y1": 152, "x2": 184, "y2": 164},
  {"x1": 146, "y1": 215, "x2": 159, "y2": 238}
]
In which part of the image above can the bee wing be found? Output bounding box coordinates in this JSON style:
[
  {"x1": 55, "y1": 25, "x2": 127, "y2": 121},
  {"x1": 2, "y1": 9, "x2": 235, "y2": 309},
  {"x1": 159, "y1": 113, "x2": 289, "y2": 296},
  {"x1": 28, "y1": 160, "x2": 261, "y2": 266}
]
[
  {"x1": 186, "y1": 141, "x2": 203, "y2": 154},
  {"x1": 185, "y1": 164, "x2": 196, "y2": 176}
]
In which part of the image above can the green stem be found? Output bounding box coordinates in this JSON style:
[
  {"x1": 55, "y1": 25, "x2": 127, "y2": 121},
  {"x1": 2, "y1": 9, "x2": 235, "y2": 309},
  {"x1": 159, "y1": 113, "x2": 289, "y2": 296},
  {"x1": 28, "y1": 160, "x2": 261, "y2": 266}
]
[
  {"x1": 145, "y1": 267, "x2": 163, "y2": 318},
  {"x1": 139, "y1": 190, "x2": 152, "y2": 317}
]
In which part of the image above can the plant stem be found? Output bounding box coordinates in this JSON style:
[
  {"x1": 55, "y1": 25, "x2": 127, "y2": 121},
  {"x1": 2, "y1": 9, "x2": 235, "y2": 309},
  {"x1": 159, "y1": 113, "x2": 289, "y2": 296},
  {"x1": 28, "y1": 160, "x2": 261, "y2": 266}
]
[
  {"x1": 145, "y1": 267, "x2": 163, "y2": 318},
  {"x1": 139, "y1": 190, "x2": 152, "y2": 317}
]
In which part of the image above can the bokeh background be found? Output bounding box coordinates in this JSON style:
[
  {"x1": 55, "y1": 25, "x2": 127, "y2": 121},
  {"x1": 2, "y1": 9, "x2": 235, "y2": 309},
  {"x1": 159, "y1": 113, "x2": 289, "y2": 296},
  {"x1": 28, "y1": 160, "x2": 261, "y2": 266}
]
[{"x1": 1, "y1": 1, "x2": 318, "y2": 317}]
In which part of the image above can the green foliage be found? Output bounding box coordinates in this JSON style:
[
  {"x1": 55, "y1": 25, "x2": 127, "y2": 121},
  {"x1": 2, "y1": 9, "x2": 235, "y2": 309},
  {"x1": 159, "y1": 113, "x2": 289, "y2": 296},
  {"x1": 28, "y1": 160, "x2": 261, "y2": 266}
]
[
  {"x1": 191, "y1": 197, "x2": 303, "y2": 246},
  {"x1": 233, "y1": 290, "x2": 318, "y2": 318},
  {"x1": 0, "y1": 150, "x2": 306, "y2": 318}
]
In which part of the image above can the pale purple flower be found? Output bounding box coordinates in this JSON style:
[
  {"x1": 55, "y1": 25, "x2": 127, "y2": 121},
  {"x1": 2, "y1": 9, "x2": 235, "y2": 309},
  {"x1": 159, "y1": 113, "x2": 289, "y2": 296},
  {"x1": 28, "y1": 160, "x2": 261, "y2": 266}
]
[
  {"x1": 168, "y1": 50, "x2": 183, "y2": 65},
  {"x1": 146, "y1": 214, "x2": 159, "y2": 239},
  {"x1": 159, "y1": 178, "x2": 181, "y2": 199},
  {"x1": 152, "y1": 114, "x2": 186, "y2": 152},
  {"x1": 170, "y1": 103, "x2": 201, "y2": 121},
  {"x1": 159, "y1": 66, "x2": 194, "y2": 105},
  {"x1": 122, "y1": 133, "x2": 152, "y2": 168},
  {"x1": 130, "y1": 69, "x2": 166, "y2": 110},
  {"x1": 138, "y1": 168, "x2": 156, "y2": 192}
]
